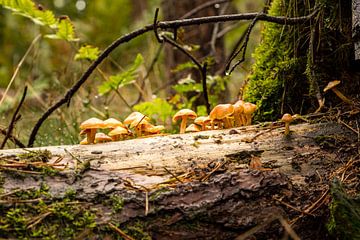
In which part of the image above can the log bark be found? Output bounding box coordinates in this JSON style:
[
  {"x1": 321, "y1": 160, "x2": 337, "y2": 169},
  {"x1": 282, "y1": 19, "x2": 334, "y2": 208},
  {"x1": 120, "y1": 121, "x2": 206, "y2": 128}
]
[
  {"x1": 354, "y1": 0, "x2": 360, "y2": 60},
  {"x1": 0, "y1": 122, "x2": 356, "y2": 239}
]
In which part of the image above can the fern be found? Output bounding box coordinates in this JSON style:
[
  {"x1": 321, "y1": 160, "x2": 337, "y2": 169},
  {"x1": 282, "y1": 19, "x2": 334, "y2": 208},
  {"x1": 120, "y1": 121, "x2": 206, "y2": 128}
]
[
  {"x1": 98, "y1": 54, "x2": 144, "y2": 95},
  {"x1": 74, "y1": 45, "x2": 100, "y2": 61},
  {"x1": 0, "y1": 0, "x2": 78, "y2": 41}
]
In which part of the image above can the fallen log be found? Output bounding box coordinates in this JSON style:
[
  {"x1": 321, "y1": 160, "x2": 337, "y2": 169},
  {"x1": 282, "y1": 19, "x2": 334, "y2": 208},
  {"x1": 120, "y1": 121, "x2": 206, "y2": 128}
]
[{"x1": 0, "y1": 122, "x2": 357, "y2": 239}]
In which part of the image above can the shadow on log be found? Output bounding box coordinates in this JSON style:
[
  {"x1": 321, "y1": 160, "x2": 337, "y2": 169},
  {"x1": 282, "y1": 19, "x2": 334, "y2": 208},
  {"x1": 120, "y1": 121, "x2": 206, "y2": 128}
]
[{"x1": 0, "y1": 122, "x2": 358, "y2": 239}]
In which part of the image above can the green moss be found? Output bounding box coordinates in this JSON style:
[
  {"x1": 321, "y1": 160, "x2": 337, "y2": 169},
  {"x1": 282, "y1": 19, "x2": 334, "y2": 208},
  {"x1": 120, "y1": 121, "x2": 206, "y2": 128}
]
[
  {"x1": 244, "y1": 0, "x2": 353, "y2": 121},
  {"x1": 0, "y1": 185, "x2": 98, "y2": 239},
  {"x1": 123, "y1": 221, "x2": 152, "y2": 240},
  {"x1": 327, "y1": 179, "x2": 360, "y2": 239},
  {"x1": 110, "y1": 195, "x2": 124, "y2": 213}
]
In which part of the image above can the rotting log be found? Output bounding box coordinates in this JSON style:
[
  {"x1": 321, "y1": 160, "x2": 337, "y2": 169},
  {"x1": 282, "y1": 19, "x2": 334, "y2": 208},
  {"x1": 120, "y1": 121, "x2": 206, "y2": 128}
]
[{"x1": 0, "y1": 122, "x2": 357, "y2": 239}]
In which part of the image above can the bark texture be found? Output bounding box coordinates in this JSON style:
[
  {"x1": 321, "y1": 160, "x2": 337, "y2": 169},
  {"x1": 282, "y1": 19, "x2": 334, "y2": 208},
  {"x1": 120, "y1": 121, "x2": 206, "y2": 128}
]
[
  {"x1": 354, "y1": 0, "x2": 360, "y2": 60},
  {"x1": 0, "y1": 122, "x2": 357, "y2": 239}
]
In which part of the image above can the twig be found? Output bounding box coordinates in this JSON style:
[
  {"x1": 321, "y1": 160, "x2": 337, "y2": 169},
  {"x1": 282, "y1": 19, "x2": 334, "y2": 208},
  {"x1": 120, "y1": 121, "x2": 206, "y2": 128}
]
[
  {"x1": 0, "y1": 128, "x2": 26, "y2": 148},
  {"x1": 27, "y1": 211, "x2": 52, "y2": 229},
  {"x1": 201, "y1": 160, "x2": 227, "y2": 181},
  {"x1": 225, "y1": 16, "x2": 259, "y2": 74},
  {"x1": 338, "y1": 119, "x2": 359, "y2": 135},
  {"x1": 210, "y1": 2, "x2": 229, "y2": 56},
  {"x1": 163, "y1": 167, "x2": 184, "y2": 183},
  {"x1": 278, "y1": 216, "x2": 301, "y2": 240},
  {"x1": 161, "y1": 35, "x2": 211, "y2": 114},
  {"x1": 181, "y1": 0, "x2": 231, "y2": 19},
  {"x1": 28, "y1": 10, "x2": 318, "y2": 147},
  {"x1": 273, "y1": 197, "x2": 314, "y2": 216},
  {"x1": 1, "y1": 86, "x2": 28, "y2": 149},
  {"x1": 0, "y1": 187, "x2": 35, "y2": 199},
  {"x1": 108, "y1": 222, "x2": 135, "y2": 240},
  {"x1": 0, "y1": 34, "x2": 41, "y2": 107}
]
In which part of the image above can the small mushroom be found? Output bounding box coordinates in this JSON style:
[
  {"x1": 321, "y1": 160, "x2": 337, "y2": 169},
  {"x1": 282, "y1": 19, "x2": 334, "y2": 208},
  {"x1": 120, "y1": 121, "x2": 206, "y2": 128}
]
[
  {"x1": 123, "y1": 112, "x2": 150, "y2": 125},
  {"x1": 103, "y1": 118, "x2": 125, "y2": 130},
  {"x1": 323, "y1": 80, "x2": 352, "y2": 105},
  {"x1": 79, "y1": 117, "x2": 104, "y2": 144},
  {"x1": 233, "y1": 100, "x2": 245, "y2": 127},
  {"x1": 130, "y1": 117, "x2": 151, "y2": 137},
  {"x1": 108, "y1": 126, "x2": 129, "y2": 141},
  {"x1": 80, "y1": 137, "x2": 88, "y2": 145},
  {"x1": 94, "y1": 132, "x2": 112, "y2": 143},
  {"x1": 243, "y1": 102, "x2": 257, "y2": 126},
  {"x1": 185, "y1": 124, "x2": 201, "y2": 133},
  {"x1": 173, "y1": 109, "x2": 197, "y2": 134},
  {"x1": 142, "y1": 124, "x2": 165, "y2": 135},
  {"x1": 209, "y1": 104, "x2": 234, "y2": 129},
  {"x1": 281, "y1": 113, "x2": 293, "y2": 136},
  {"x1": 194, "y1": 116, "x2": 211, "y2": 131}
]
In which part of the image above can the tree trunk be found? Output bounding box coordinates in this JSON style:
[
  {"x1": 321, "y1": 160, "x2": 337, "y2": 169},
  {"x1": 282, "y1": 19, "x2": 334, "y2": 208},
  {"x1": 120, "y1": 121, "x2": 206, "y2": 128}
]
[
  {"x1": 0, "y1": 122, "x2": 357, "y2": 239},
  {"x1": 353, "y1": 0, "x2": 360, "y2": 60}
]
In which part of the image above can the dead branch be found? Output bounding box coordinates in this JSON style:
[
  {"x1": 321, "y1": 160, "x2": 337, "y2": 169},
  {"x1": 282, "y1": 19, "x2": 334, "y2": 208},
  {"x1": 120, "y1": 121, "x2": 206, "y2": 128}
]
[{"x1": 1, "y1": 86, "x2": 27, "y2": 149}]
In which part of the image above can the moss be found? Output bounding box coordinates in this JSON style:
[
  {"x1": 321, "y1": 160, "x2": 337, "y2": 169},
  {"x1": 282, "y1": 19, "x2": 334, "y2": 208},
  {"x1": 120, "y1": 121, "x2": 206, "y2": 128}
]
[
  {"x1": 244, "y1": 0, "x2": 354, "y2": 121},
  {"x1": 327, "y1": 179, "x2": 360, "y2": 239},
  {"x1": 123, "y1": 221, "x2": 152, "y2": 240},
  {"x1": 110, "y1": 195, "x2": 124, "y2": 213},
  {"x1": 0, "y1": 185, "x2": 98, "y2": 239}
]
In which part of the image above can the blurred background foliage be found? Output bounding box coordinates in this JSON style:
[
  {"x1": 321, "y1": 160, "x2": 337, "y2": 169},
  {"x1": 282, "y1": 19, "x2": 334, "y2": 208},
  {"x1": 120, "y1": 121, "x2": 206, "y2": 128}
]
[{"x1": 0, "y1": 0, "x2": 265, "y2": 148}]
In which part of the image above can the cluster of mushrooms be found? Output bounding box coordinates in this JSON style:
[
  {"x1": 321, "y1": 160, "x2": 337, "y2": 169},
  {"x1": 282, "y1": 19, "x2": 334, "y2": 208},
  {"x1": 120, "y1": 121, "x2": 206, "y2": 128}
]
[
  {"x1": 173, "y1": 100, "x2": 257, "y2": 134},
  {"x1": 79, "y1": 112, "x2": 165, "y2": 145},
  {"x1": 79, "y1": 100, "x2": 258, "y2": 145}
]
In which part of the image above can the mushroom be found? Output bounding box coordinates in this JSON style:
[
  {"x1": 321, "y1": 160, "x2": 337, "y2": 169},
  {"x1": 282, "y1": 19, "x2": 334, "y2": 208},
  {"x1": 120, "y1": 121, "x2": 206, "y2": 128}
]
[
  {"x1": 194, "y1": 116, "x2": 211, "y2": 131},
  {"x1": 108, "y1": 126, "x2": 129, "y2": 141},
  {"x1": 94, "y1": 132, "x2": 112, "y2": 143},
  {"x1": 142, "y1": 124, "x2": 165, "y2": 135},
  {"x1": 243, "y1": 102, "x2": 257, "y2": 126},
  {"x1": 79, "y1": 117, "x2": 104, "y2": 144},
  {"x1": 173, "y1": 109, "x2": 197, "y2": 134},
  {"x1": 209, "y1": 104, "x2": 234, "y2": 129},
  {"x1": 185, "y1": 123, "x2": 201, "y2": 133},
  {"x1": 233, "y1": 100, "x2": 245, "y2": 127},
  {"x1": 123, "y1": 112, "x2": 150, "y2": 125},
  {"x1": 80, "y1": 137, "x2": 88, "y2": 145},
  {"x1": 323, "y1": 80, "x2": 352, "y2": 105},
  {"x1": 103, "y1": 118, "x2": 125, "y2": 130},
  {"x1": 130, "y1": 117, "x2": 151, "y2": 137},
  {"x1": 281, "y1": 113, "x2": 293, "y2": 136}
]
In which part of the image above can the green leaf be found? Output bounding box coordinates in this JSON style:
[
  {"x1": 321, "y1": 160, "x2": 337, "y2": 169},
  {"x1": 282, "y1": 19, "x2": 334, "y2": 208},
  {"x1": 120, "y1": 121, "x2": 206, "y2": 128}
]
[
  {"x1": 171, "y1": 61, "x2": 197, "y2": 73},
  {"x1": 98, "y1": 54, "x2": 143, "y2": 96},
  {"x1": 74, "y1": 45, "x2": 100, "y2": 61},
  {"x1": 54, "y1": 17, "x2": 79, "y2": 41},
  {"x1": 1, "y1": 0, "x2": 78, "y2": 42},
  {"x1": 134, "y1": 98, "x2": 174, "y2": 124}
]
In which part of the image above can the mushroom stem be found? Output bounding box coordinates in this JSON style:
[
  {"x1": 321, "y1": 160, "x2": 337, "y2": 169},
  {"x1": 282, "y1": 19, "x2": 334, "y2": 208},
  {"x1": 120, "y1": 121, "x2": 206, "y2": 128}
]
[
  {"x1": 332, "y1": 88, "x2": 353, "y2": 105},
  {"x1": 284, "y1": 122, "x2": 290, "y2": 135},
  {"x1": 234, "y1": 113, "x2": 241, "y2": 127},
  {"x1": 180, "y1": 116, "x2": 188, "y2": 134},
  {"x1": 245, "y1": 114, "x2": 252, "y2": 126},
  {"x1": 224, "y1": 118, "x2": 232, "y2": 128},
  {"x1": 87, "y1": 129, "x2": 97, "y2": 144}
]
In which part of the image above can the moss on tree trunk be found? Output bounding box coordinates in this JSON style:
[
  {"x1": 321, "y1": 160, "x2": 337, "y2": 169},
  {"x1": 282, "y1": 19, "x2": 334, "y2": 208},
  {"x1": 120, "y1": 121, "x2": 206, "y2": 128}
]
[{"x1": 244, "y1": 0, "x2": 358, "y2": 121}]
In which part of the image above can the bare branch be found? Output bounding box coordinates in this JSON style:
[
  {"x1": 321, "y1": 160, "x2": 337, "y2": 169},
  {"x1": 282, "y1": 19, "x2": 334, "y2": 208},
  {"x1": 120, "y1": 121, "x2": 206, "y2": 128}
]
[
  {"x1": 1, "y1": 86, "x2": 28, "y2": 149},
  {"x1": 180, "y1": 0, "x2": 232, "y2": 19}
]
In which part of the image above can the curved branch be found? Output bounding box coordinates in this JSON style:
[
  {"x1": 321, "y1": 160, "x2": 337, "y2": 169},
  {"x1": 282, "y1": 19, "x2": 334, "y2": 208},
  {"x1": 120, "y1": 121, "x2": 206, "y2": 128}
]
[
  {"x1": 1, "y1": 86, "x2": 28, "y2": 149},
  {"x1": 28, "y1": 10, "x2": 318, "y2": 147}
]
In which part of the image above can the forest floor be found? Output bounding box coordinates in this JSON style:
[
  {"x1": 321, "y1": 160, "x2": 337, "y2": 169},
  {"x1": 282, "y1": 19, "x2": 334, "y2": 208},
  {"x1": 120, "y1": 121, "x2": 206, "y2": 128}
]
[{"x1": 0, "y1": 108, "x2": 359, "y2": 239}]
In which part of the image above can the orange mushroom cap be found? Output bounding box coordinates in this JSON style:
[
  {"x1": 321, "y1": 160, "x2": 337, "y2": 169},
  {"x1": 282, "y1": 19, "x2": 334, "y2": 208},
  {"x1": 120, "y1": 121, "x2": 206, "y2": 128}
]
[
  {"x1": 185, "y1": 123, "x2": 201, "y2": 132},
  {"x1": 103, "y1": 118, "x2": 125, "y2": 129},
  {"x1": 108, "y1": 126, "x2": 129, "y2": 137},
  {"x1": 80, "y1": 117, "x2": 104, "y2": 129},
  {"x1": 94, "y1": 132, "x2": 112, "y2": 143},
  {"x1": 209, "y1": 104, "x2": 234, "y2": 120},
  {"x1": 123, "y1": 112, "x2": 150, "y2": 125},
  {"x1": 172, "y1": 109, "x2": 197, "y2": 122}
]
